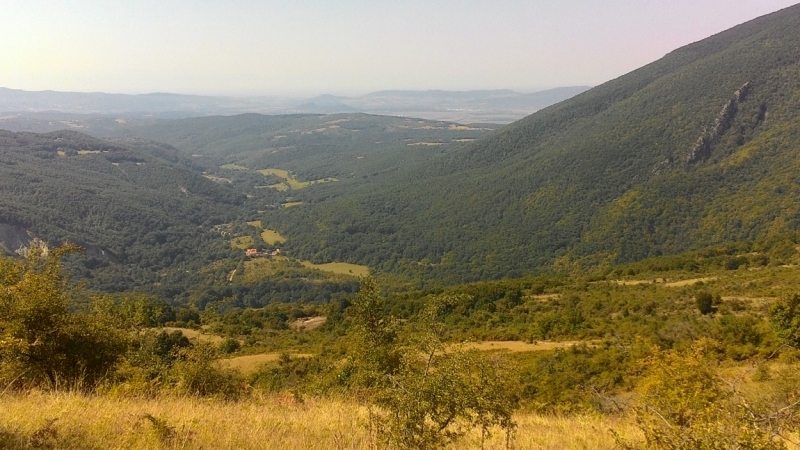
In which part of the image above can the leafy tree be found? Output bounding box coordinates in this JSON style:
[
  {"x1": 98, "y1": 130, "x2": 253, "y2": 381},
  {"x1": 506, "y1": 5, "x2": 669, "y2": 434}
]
[
  {"x1": 346, "y1": 277, "x2": 402, "y2": 388},
  {"x1": 0, "y1": 242, "x2": 127, "y2": 390},
  {"x1": 695, "y1": 292, "x2": 714, "y2": 315},
  {"x1": 347, "y1": 278, "x2": 517, "y2": 449},
  {"x1": 770, "y1": 294, "x2": 800, "y2": 347}
]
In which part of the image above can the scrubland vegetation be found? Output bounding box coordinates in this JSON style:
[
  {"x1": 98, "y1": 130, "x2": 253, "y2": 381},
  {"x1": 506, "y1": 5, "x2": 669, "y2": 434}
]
[{"x1": 6, "y1": 242, "x2": 800, "y2": 448}]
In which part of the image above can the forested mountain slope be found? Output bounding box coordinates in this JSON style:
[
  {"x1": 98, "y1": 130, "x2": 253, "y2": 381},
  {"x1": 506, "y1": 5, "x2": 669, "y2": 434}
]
[
  {"x1": 255, "y1": 4, "x2": 800, "y2": 281},
  {"x1": 0, "y1": 130, "x2": 246, "y2": 291}
]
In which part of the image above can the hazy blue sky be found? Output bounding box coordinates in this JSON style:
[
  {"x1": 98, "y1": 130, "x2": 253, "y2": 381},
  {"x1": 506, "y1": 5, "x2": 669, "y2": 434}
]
[{"x1": 1, "y1": 1, "x2": 797, "y2": 96}]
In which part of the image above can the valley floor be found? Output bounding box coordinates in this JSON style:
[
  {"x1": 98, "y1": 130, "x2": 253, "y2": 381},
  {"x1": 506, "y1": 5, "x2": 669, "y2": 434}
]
[{"x1": 0, "y1": 391, "x2": 642, "y2": 449}]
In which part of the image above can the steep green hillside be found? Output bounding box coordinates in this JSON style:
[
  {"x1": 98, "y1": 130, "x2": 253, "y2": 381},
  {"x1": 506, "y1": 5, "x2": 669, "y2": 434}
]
[
  {"x1": 0, "y1": 130, "x2": 248, "y2": 292},
  {"x1": 252, "y1": 5, "x2": 800, "y2": 281}
]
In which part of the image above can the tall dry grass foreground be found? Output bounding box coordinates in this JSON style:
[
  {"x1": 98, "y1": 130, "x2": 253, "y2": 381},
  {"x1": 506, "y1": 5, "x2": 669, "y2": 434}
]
[{"x1": 0, "y1": 391, "x2": 642, "y2": 449}]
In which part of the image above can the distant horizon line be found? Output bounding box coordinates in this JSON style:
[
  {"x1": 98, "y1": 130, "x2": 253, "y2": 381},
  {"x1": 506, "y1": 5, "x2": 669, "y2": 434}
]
[{"x1": 0, "y1": 85, "x2": 593, "y2": 99}]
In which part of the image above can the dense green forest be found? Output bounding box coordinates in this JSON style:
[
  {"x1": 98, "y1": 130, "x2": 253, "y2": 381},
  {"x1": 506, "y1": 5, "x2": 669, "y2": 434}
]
[{"x1": 0, "y1": 130, "x2": 364, "y2": 304}]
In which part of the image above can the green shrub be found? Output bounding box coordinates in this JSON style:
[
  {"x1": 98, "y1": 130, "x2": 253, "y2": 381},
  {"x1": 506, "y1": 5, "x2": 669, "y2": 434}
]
[
  {"x1": 695, "y1": 292, "x2": 714, "y2": 315},
  {"x1": 615, "y1": 340, "x2": 786, "y2": 450},
  {"x1": 218, "y1": 338, "x2": 241, "y2": 354},
  {"x1": 0, "y1": 243, "x2": 128, "y2": 390},
  {"x1": 172, "y1": 344, "x2": 244, "y2": 400}
]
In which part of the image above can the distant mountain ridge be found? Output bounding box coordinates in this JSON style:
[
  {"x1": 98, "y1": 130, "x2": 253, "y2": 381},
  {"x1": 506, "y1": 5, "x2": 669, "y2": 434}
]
[
  {"x1": 0, "y1": 87, "x2": 295, "y2": 118},
  {"x1": 0, "y1": 86, "x2": 590, "y2": 124}
]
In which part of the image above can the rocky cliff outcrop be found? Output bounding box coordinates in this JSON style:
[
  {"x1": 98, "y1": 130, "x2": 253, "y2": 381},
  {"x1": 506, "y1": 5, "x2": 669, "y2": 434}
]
[
  {"x1": 0, "y1": 223, "x2": 32, "y2": 255},
  {"x1": 687, "y1": 82, "x2": 752, "y2": 164}
]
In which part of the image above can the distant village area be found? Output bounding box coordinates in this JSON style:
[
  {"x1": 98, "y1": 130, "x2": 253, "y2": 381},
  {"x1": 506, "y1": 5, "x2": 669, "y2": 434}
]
[{"x1": 245, "y1": 248, "x2": 281, "y2": 258}]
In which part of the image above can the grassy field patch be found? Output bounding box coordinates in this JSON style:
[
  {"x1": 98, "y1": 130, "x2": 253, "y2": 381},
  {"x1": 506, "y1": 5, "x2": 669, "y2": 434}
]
[
  {"x1": 460, "y1": 340, "x2": 587, "y2": 353},
  {"x1": 161, "y1": 327, "x2": 224, "y2": 344},
  {"x1": 231, "y1": 236, "x2": 254, "y2": 249},
  {"x1": 219, "y1": 353, "x2": 314, "y2": 374},
  {"x1": 259, "y1": 168, "x2": 291, "y2": 178},
  {"x1": 282, "y1": 201, "x2": 303, "y2": 208},
  {"x1": 0, "y1": 391, "x2": 642, "y2": 449},
  {"x1": 259, "y1": 168, "x2": 337, "y2": 191},
  {"x1": 300, "y1": 261, "x2": 369, "y2": 277},
  {"x1": 246, "y1": 220, "x2": 262, "y2": 229},
  {"x1": 260, "y1": 229, "x2": 286, "y2": 245},
  {"x1": 290, "y1": 316, "x2": 327, "y2": 331},
  {"x1": 607, "y1": 276, "x2": 718, "y2": 287},
  {"x1": 663, "y1": 277, "x2": 718, "y2": 287}
]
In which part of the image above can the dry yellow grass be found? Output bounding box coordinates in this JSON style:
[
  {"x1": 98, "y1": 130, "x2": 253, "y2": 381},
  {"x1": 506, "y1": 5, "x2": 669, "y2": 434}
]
[
  {"x1": 611, "y1": 279, "x2": 654, "y2": 286},
  {"x1": 246, "y1": 220, "x2": 262, "y2": 229},
  {"x1": 161, "y1": 327, "x2": 224, "y2": 344},
  {"x1": 290, "y1": 316, "x2": 327, "y2": 331},
  {"x1": 721, "y1": 295, "x2": 777, "y2": 307},
  {"x1": 662, "y1": 277, "x2": 717, "y2": 287},
  {"x1": 0, "y1": 391, "x2": 642, "y2": 449},
  {"x1": 283, "y1": 201, "x2": 303, "y2": 208},
  {"x1": 300, "y1": 261, "x2": 370, "y2": 277},
  {"x1": 527, "y1": 294, "x2": 562, "y2": 301},
  {"x1": 608, "y1": 277, "x2": 717, "y2": 287},
  {"x1": 460, "y1": 340, "x2": 587, "y2": 353},
  {"x1": 259, "y1": 168, "x2": 291, "y2": 178},
  {"x1": 219, "y1": 353, "x2": 314, "y2": 374}
]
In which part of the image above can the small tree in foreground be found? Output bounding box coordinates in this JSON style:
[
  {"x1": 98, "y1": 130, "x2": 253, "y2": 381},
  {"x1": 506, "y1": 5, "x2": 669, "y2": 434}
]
[
  {"x1": 614, "y1": 340, "x2": 788, "y2": 450},
  {"x1": 0, "y1": 242, "x2": 127, "y2": 390},
  {"x1": 348, "y1": 279, "x2": 517, "y2": 449}
]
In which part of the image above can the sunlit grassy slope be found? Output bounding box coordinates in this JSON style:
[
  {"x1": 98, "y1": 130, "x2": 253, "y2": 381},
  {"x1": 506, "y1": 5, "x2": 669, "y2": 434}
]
[{"x1": 0, "y1": 392, "x2": 642, "y2": 449}]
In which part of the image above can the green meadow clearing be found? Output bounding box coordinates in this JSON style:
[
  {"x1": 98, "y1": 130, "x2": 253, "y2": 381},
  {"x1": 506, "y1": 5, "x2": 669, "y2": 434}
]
[
  {"x1": 300, "y1": 261, "x2": 370, "y2": 277},
  {"x1": 260, "y1": 229, "x2": 286, "y2": 245},
  {"x1": 259, "y1": 168, "x2": 338, "y2": 191},
  {"x1": 230, "y1": 236, "x2": 254, "y2": 249}
]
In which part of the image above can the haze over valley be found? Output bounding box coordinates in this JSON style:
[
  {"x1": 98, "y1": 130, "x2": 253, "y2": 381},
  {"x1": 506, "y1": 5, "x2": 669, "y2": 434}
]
[{"x1": 0, "y1": 86, "x2": 590, "y2": 124}]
